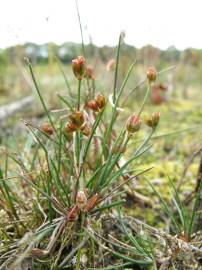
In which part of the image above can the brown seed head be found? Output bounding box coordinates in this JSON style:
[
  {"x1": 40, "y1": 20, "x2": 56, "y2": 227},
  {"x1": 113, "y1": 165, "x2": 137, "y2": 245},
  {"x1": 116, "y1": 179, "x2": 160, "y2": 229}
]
[
  {"x1": 151, "y1": 112, "x2": 160, "y2": 127},
  {"x1": 144, "y1": 112, "x2": 160, "y2": 128},
  {"x1": 95, "y1": 94, "x2": 106, "y2": 110},
  {"x1": 126, "y1": 115, "x2": 141, "y2": 133},
  {"x1": 65, "y1": 122, "x2": 77, "y2": 133},
  {"x1": 69, "y1": 111, "x2": 85, "y2": 128},
  {"x1": 85, "y1": 193, "x2": 98, "y2": 212},
  {"x1": 147, "y1": 67, "x2": 157, "y2": 83},
  {"x1": 76, "y1": 191, "x2": 87, "y2": 210},
  {"x1": 144, "y1": 115, "x2": 153, "y2": 128},
  {"x1": 86, "y1": 100, "x2": 99, "y2": 112},
  {"x1": 40, "y1": 122, "x2": 54, "y2": 135},
  {"x1": 85, "y1": 66, "x2": 94, "y2": 80},
  {"x1": 72, "y1": 56, "x2": 86, "y2": 80}
]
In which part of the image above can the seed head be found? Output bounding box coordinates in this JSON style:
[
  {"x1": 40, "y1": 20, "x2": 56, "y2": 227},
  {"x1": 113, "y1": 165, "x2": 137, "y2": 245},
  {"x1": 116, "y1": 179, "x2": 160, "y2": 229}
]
[
  {"x1": 144, "y1": 115, "x2": 153, "y2": 128},
  {"x1": 126, "y1": 115, "x2": 141, "y2": 133},
  {"x1": 86, "y1": 100, "x2": 99, "y2": 112},
  {"x1": 76, "y1": 191, "x2": 87, "y2": 210},
  {"x1": 69, "y1": 111, "x2": 85, "y2": 128},
  {"x1": 85, "y1": 193, "x2": 98, "y2": 212},
  {"x1": 72, "y1": 56, "x2": 86, "y2": 80},
  {"x1": 87, "y1": 94, "x2": 106, "y2": 112},
  {"x1": 144, "y1": 112, "x2": 160, "y2": 128},
  {"x1": 85, "y1": 66, "x2": 94, "y2": 80},
  {"x1": 65, "y1": 122, "x2": 77, "y2": 133},
  {"x1": 40, "y1": 122, "x2": 54, "y2": 135},
  {"x1": 147, "y1": 67, "x2": 157, "y2": 83},
  {"x1": 151, "y1": 112, "x2": 160, "y2": 127},
  {"x1": 95, "y1": 94, "x2": 106, "y2": 110}
]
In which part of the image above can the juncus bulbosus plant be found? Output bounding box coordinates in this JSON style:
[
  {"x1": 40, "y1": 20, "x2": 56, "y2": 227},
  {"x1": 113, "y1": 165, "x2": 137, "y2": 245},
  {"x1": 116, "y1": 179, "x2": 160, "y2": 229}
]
[{"x1": 0, "y1": 36, "x2": 164, "y2": 269}]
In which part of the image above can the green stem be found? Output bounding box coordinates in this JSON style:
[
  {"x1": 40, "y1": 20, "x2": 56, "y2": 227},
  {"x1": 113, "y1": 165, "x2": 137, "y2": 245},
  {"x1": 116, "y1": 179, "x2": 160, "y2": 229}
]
[
  {"x1": 76, "y1": 212, "x2": 85, "y2": 269},
  {"x1": 96, "y1": 130, "x2": 128, "y2": 191},
  {"x1": 138, "y1": 83, "x2": 151, "y2": 116},
  {"x1": 75, "y1": 131, "x2": 81, "y2": 168},
  {"x1": 75, "y1": 0, "x2": 86, "y2": 58},
  {"x1": 55, "y1": 55, "x2": 72, "y2": 97},
  {"x1": 77, "y1": 79, "x2": 82, "y2": 111},
  {"x1": 104, "y1": 61, "x2": 136, "y2": 153},
  {"x1": 134, "y1": 128, "x2": 155, "y2": 156},
  {"x1": 82, "y1": 108, "x2": 105, "y2": 164},
  {"x1": 26, "y1": 58, "x2": 56, "y2": 133},
  {"x1": 113, "y1": 33, "x2": 122, "y2": 103}
]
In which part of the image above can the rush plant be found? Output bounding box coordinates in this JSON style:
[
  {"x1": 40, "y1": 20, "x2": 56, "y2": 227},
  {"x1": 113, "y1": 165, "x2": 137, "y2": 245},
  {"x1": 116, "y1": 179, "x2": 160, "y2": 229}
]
[{"x1": 1, "y1": 32, "x2": 182, "y2": 269}]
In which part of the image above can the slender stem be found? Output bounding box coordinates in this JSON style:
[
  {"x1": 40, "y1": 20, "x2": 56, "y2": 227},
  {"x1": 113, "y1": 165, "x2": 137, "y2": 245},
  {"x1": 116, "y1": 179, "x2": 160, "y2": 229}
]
[
  {"x1": 104, "y1": 61, "x2": 136, "y2": 152},
  {"x1": 25, "y1": 58, "x2": 56, "y2": 133},
  {"x1": 75, "y1": 0, "x2": 86, "y2": 58},
  {"x1": 113, "y1": 34, "x2": 122, "y2": 103},
  {"x1": 95, "y1": 129, "x2": 127, "y2": 191},
  {"x1": 134, "y1": 128, "x2": 155, "y2": 156},
  {"x1": 76, "y1": 212, "x2": 85, "y2": 269},
  {"x1": 77, "y1": 79, "x2": 82, "y2": 110},
  {"x1": 54, "y1": 55, "x2": 72, "y2": 97},
  {"x1": 138, "y1": 83, "x2": 151, "y2": 116},
  {"x1": 82, "y1": 108, "x2": 105, "y2": 164},
  {"x1": 74, "y1": 131, "x2": 81, "y2": 168}
]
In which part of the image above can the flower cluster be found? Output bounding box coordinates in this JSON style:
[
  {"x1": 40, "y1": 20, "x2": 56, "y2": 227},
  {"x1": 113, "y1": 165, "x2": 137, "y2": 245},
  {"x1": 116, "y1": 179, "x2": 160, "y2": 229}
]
[
  {"x1": 72, "y1": 56, "x2": 86, "y2": 80},
  {"x1": 86, "y1": 94, "x2": 106, "y2": 112},
  {"x1": 40, "y1": 122, "x2": 54, "y2": 135},
  {"x1": 65, "y1": 111, "x2": 91, "y2": 137},
  {"x1": 147, "y1": 67, "x2": 157, "y2": 83},
  {"x1": 144, "y1": 112, "x2": 160, "y2": 129},
  {"x1": 126, "y1": 115, "x2": 141, "y2": 133},
  {"x1": 67, "y1": 191, "x2": 98, "y2": 220}
]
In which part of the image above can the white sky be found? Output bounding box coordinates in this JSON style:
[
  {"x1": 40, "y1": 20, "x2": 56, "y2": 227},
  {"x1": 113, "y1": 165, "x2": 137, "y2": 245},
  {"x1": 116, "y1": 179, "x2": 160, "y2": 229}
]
[{"x1": 0, "y1": 0, "x2": 202, "y2": 50}]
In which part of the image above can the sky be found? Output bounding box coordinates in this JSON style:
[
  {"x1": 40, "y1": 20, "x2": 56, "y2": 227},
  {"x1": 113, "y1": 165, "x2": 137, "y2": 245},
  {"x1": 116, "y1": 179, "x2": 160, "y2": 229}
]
[{"x1": 0, "y1": 0, "x2": 202, "y2": 50}]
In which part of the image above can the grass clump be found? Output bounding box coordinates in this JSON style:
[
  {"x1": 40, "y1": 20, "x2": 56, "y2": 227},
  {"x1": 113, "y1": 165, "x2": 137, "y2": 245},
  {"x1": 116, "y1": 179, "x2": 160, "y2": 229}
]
[{"x1": 0, "y1": 36, "x2": 201, "y2": 270}]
